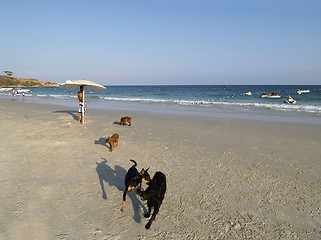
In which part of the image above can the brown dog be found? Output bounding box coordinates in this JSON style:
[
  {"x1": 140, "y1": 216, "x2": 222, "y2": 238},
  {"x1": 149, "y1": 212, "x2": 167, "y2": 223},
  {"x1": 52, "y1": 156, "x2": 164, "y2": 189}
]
[
  {"x1": 120, "y1": 116, "x2": 131, "y2": 126},
  {"x1": 104, "y1": 133, "x2": 119, "y2": 152}
]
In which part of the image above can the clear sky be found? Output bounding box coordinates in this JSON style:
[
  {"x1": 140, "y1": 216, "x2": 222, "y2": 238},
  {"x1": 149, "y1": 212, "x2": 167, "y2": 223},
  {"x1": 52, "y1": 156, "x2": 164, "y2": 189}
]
[{"x1": 1, "y1": 0, "x2": 320, "y2": 85}]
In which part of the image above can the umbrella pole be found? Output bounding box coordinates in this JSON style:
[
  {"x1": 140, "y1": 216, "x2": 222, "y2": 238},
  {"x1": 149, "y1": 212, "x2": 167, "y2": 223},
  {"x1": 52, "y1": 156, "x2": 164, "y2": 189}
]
[{"x1": 82, "y1": 90, "x2": 85, "y2": 124}]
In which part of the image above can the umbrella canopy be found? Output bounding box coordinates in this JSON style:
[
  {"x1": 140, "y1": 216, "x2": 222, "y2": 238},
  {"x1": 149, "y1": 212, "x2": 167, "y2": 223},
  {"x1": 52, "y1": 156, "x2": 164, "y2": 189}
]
[{"x1": 59, "y1": 80, "x2": 106, "y2": 91}]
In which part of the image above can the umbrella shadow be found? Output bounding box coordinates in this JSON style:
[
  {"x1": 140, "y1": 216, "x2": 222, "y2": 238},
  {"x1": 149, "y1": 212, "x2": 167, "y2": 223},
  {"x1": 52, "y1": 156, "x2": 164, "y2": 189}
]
[
  {"x1": 53, "y1": 110, "x2": 78, "y2": 121},
  {"x1": 96, "y1": 158, "x2": 146, "y2": 223}
]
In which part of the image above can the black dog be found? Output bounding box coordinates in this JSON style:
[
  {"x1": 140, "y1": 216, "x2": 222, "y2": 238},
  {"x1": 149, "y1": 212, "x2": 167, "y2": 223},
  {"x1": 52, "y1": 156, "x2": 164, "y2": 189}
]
[
  {"x1": 121, "y1": 159, "x2": 151, "y2": 212},
  {"x1": 137, "y1": 171, "x2": 166, "y2": 229}
]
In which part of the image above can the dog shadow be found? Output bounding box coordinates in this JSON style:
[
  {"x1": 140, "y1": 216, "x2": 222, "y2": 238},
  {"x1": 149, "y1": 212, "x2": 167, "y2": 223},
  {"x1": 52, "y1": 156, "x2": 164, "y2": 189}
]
[
  {"x1": 95, "y1": 138, "x2": 112, "y2": 151},
  {"x1": 113, "y1": 121, "x2": 121, "y2": 125},
  {"x1": 95, "y1": 137, "x2": 108, "y2": 147},
  {"x1": 53, "y1": 110, "x2": 78, "y2": 121},
  {"x1": 96, "y1": 158, "x2": 146, "y2": 223},
  {"x1": 96, "y1": 158, "x2": 120, "y2": 199}
]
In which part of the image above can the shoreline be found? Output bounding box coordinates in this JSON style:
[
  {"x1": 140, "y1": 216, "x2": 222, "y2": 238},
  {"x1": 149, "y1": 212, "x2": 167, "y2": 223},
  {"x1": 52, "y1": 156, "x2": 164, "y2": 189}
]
[
  {"x1": 1, "y1": 99, "x2": 320, "y2": 239},
  {"x1": 2, "y1": 96, "x2": 321, "y2": 126}
]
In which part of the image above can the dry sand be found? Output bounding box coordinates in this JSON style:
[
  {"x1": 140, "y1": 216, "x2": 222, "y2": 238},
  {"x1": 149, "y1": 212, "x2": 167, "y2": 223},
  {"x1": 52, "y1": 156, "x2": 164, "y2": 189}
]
[{"x1": 0, "y1": 99, "x2": 320, "y2": 239}]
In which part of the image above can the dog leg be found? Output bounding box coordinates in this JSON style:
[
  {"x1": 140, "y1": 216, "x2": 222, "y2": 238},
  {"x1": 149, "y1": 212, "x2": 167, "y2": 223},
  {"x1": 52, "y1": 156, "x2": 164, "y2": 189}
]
[
  {"x1": 109, "y1": 143, "x2": 113, "y2": 152},
  {"x1": 121, "y1": 201, "x2": 126, "y2": 211},
  {"x1": 121, "y1": 188, "x2": 128, "y2": 211},
  {"x1": 144, "y1": 206, "x2": 151, "y2": 218},
  {"x1": 145, "y1": 205, "x2": 160, "y2": 229}
]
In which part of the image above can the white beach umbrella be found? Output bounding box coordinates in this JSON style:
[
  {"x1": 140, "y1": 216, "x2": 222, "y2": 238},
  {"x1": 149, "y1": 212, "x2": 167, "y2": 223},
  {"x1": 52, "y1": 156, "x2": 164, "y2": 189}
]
[
  {"x1": 59, "y1": 79, "x2": 106, "y2": 91},
  {"x1": 59, "y1": 80, "x2": 106, "y2": 123}
]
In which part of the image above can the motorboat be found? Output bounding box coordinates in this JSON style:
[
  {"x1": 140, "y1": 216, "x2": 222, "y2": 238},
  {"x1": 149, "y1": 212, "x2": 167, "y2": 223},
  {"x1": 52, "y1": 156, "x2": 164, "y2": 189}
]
[
  {"x1": 244, "y1": 91, "x2": 252, "y2": 96},
  {"x1": 285, "y1": 95, "x2": 296, "y2": 104},
  {"x1": 14, "y1": 88, "x2": 31, "y2": 94},
  {"x1": 261, "y1": 93, "x2": 281, "y2": 98},
  {"x1": 0, "y1": 87, "x2": 13, "y2": 92},
  {"x1": 296, "y1": 89, "x2": 310, "y2": 94}
]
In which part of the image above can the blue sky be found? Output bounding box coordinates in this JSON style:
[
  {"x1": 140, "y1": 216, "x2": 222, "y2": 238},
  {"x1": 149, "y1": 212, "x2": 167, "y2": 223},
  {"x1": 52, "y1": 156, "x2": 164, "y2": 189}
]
[{"x1": 1, "y1": 0, "x2": 320, "y2": 85}]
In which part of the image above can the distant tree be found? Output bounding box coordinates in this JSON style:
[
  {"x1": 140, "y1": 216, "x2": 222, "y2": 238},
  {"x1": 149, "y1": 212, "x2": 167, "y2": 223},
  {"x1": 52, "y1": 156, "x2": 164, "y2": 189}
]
[{"x1": 3, "y1": 70, "x2": 13, "y2": 78}]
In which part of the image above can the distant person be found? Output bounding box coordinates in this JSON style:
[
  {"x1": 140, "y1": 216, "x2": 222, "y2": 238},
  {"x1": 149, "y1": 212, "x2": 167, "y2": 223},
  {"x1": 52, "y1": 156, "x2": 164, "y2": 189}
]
[{"x1": 78, "y1": 86, "x2": 87, "y2": 123}]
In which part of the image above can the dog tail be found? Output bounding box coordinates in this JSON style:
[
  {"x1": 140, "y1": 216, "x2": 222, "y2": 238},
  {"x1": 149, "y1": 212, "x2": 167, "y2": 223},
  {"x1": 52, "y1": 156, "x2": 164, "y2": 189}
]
[{"x1": 130, "y1": 159, "x2": 137, "y2": 167}]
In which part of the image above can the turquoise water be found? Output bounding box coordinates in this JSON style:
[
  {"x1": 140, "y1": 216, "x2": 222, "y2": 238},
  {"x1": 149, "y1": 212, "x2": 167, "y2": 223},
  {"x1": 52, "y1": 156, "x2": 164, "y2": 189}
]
[{"x1": 1, "y1": 85, "x2": 321, "y2": 124}]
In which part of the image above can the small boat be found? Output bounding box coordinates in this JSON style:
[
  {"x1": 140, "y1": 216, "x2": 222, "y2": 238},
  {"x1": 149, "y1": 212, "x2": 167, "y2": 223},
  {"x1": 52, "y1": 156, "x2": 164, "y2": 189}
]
[
  {"x1": 0, "y1": 87, "x2": 13, "y2": 92},
  {"x1": 285, "y1": 95, "x2": 296, "y2": 104},
  {"x1": 296, "y1": 89, "x2": 310, "y2": 94},
  {"x1": 244, "y1": 91, "x2": 252, "y2": 96},
  {"x1": 261, "y1": 93, "x2": 281, "y2": 98},
  {"x1": 15, "y1": 88, "x2": 31, "y2": 94}
]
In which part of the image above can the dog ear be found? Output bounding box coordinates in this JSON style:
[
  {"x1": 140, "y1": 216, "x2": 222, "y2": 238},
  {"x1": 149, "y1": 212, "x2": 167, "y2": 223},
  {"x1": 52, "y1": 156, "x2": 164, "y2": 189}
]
[{"x1": 145, "y1": 167, "x2": 150, "y2": 172}]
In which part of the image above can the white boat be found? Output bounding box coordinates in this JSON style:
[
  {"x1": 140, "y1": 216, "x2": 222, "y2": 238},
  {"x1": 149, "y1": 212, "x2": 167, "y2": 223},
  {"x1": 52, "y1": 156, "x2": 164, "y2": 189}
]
[
  {"x1": 0, "y1": 87, "x2": 13, "y2": 92},
  {"x1": 244, "y1": 91, "x2": 252, "y2": 96},
  {"x1": 261, "y1": 93, "x2": 281, "y2": 98},
  {"x1": 296, "y1": 89, "x2": 310, "y2": 94},
  {"x1": 15, "y1": 88, "x2": 31, "y2": 93},
  {"x1": 285, "y1": 95, "x2": 296, "y2": 104}
]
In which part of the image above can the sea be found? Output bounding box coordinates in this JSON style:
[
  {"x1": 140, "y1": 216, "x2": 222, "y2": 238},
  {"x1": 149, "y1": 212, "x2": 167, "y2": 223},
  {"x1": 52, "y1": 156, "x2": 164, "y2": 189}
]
[{"x1": 1, "y1": 85, "x2": 321, "y2": 125}]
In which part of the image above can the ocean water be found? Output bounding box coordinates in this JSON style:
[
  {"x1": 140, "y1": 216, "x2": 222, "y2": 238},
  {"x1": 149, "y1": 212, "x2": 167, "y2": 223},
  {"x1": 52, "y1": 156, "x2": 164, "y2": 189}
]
[{"x1": 1, "y1": 85, "x2": 321, "y2": 124}]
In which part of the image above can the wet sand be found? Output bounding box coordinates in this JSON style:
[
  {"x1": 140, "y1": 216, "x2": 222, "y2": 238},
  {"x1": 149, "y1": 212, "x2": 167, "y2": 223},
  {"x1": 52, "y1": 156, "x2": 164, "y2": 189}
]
[{"x1": 0, "y1": 99, "x2": 320, "y2": 239}]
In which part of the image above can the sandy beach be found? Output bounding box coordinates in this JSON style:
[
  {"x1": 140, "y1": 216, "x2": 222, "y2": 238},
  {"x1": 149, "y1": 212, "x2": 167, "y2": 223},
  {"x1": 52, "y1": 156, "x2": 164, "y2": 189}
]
[{"x1": 0, "y1": 99, "x2": 320, "y2": 240}]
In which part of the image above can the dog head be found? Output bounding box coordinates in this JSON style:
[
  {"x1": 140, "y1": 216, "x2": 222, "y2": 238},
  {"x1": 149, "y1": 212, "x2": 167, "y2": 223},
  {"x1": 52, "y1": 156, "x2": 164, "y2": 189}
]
[
  {"x1": 136, "y1": 188, "x2": 148, "y2": 200},
  {"x1": 104, "y1": 137, "x2": 112, "y2": 144},
  {"x1": 140, "y1": 167, "x2": 151, "y2": 184},
  {"x1": 137, "y1": 188, "x2": 158, "y2": 201}
]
